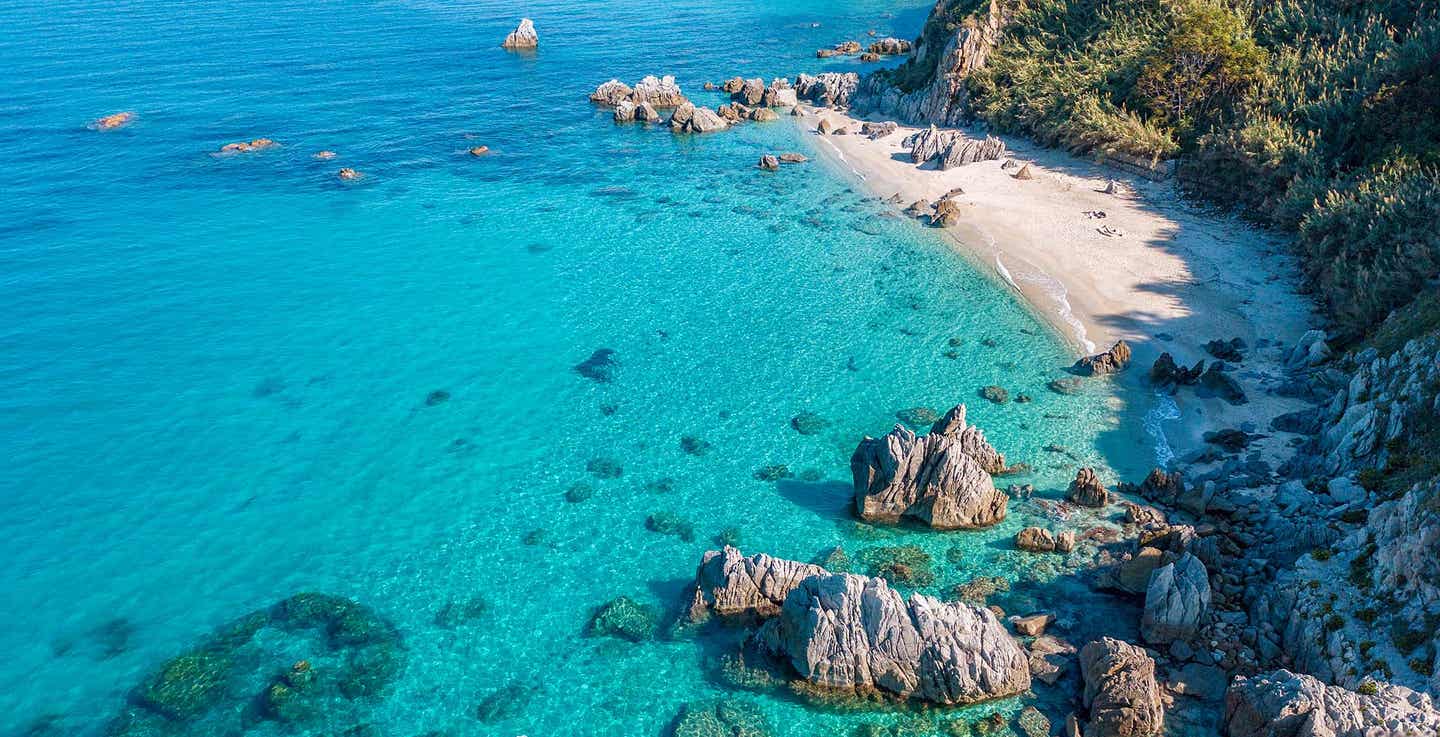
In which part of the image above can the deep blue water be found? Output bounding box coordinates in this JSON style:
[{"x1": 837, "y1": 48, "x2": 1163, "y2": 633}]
[{"x1": 0, "y1": 1, "x2": 1151, "y2": 735}]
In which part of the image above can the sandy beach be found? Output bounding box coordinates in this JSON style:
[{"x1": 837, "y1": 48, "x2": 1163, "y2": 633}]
[{"x1": 805, "y1": 109, "x2": 1321, "y2": 466}]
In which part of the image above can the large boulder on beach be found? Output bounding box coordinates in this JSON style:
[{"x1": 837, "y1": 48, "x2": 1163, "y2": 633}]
[
  {"x1": 669, "y1": 103, "x2": 729, "y2": 134},
  {"x1": 1224, "y1": 669, "x2": 1440, "y2": 737},
  {"x1": 500, "y1": 18, "x2": 538, "y2": 49},
  {"x1": 852, "y1": 405, "x2": 1008, "y2": 529},
  {"x1": 1140, "y1": 553, "x2": 1209, "y2": 644},
  {"x1": 904, "y1": 125, "x2": 959, "y2": 164},
  {"x1": 1073, "y1": 340, "x2": 1132, "y2": 376},
  {"x1": 940, "y1": 135, "x2": 1007, "y2": 169},
  {"x1": 1080, "y1": 637, "x2": 1165, "y2": 737},
  {"x1": 684, "y1": 546, "x2": 827, "y2": 623},
  {"x1": 755, "y1": 572, "x2": 1031, "y2": 705}
]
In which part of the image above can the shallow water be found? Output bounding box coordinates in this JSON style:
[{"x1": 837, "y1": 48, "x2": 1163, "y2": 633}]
[{"x1": 1, "y1": 1, "x2": 1153, "y2": 735}]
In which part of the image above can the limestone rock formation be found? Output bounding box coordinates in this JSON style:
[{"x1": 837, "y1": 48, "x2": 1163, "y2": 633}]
[
  {"x1": 684, "y1": 546, "x2": 827, "y2": 623},
  {"x1": 1073, "y1": 340, "x2": 1132, "y2": 376},
  {"x1": 1080, "y1": 637, "x2": 1165, "y2": 737},
  {"x1": 851, "y1": 405, "x2": 1009, "y2": 529},
  {"x1": 755, "y1": 572, "x2": 1031, "y2": 704},
  {"x1": 501, "y1": 18, "x2": 538, "y2": 49},
  {"x1": 1141, "y1": 553, "x2": 1210, "y2": 644},
  {"x1": 1067, "y1": 468, "x2": 1109, "y2": 507},
  {"x1": 1224, "y1": 670, "x2": 1440, "y2": 737},
  {"x1": 669, "y1": 103, "x2": 729, "y2": 134}
]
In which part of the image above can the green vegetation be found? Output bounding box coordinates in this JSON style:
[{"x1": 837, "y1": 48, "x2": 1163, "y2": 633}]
[
  {"x1": 1356, "y1": 680, "x2": 1380, "y2": 696},
  {"x1": 1310, "y1": 547, "x2": 1333, "y2": 561},
  {"x1": 891, "y1": 0, "x2": 1440, "y2": 341}
]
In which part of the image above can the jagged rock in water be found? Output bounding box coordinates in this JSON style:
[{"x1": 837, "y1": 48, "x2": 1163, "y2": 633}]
[
  {"x1": 684, "y1": 546, "x2": 827, "y2": 623},
  {"x1": 1199, "y1": 361, "x2": 1248, "y2": 404},
  {"x1": 1016, "y1": 527, "x2": 1057, "y2": 552},
  {"x1": 928, "y1": 404, "x2": 1007, "y2": 474},
  {"x1": 590, "y1": 75, "x2": 688, "y2": 108},
  {"x1": 635, "y1": 102, "x2": 661, "y2": 122},
  {"x1": 794, "y1": 72, "x2": 859, "y2": 109},
  {"x1": 755, "y1": 573, "x2": 1031, "y2": 704},
  {"x1": 851, "y1": 417, "x2": 1007, "y2": 529},
  {"x1": 1224, "y1": 669, "x2": 1440, "y2": 737},
  {"x1": 500, "y1": 18, "x2": 538, "y2": 49},
  {"x1": 669, "y1": 103, "x2": 729, "y2": 134},
  {"x1": 1150, "y1": 352, "x2": 1205, "y2": 387},
  {"x1": 860, "y1": 52, "x2": 881, "y2": 62},
  {"x1": 749, "y1": 107, "x2": 779, "y2": 122},
  {"x1": 867, "y1": 37, "x2": 913, "y2": 55},
  {"x1": 1141, "y1": 553, "x2": 1210, "y2": 644},
  {"x1": 852, "y1": 0, "x2": 1018, "y2": 125},
  {"x1": 1120, "y1": 468, "x2": 1185, "y2": 506},
  {"x1": 779, "y1": 153, "x2": 808, "y2": 163},
  {"x1": 1072, "y1": 340, "x2": 1132, "y2": 376},
  {"x1": 758, "y1": 154, "x2": 780, "y2": 171},
  {"x1": 733, "y1": 77, "x2": 766, "y2": 106},
  {"x1": 722, "y1": 77, "x2": 745, "y2": 94},
  {"x1": 613, "y1": 100, "x2": 636, "y2": 123},
  {"x1": 861, "y1": 121, "x2": 898, "y2": 139},
  {"x1": 589, "y1": 79, "x2": 634, "y2": 106},
  {"x1": 1080, "y1": 638, "x2": 1164, "y2": 737},
  {"x1": 1067, "y1": 468, "x2": 1109, "y2": 507}
]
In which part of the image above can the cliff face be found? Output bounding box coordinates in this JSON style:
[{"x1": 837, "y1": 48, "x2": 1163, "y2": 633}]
[{"x1": 853, "y1": 0, "x2": 1017, "y2": 125}]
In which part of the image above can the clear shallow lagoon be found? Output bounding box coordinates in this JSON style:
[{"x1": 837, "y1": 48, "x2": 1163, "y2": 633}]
[{"x1": 1, "y1": 1, "x2": 1151, "y2": 735}]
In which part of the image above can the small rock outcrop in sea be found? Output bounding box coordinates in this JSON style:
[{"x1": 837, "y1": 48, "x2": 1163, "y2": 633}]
[
  {"x1": 589, "y1": 75, "x2": 688, "y2": 109},
  {"x1": 1080, "y1": 638, "x2": 1164, "y2": 737},
  {"x1": 671, "y1": 699, "x2": 774, "y2": 737},
  {"x1": 868, "y1": 37, "x2": 913, "y2": 56},
  {"x1": 754, "y1": 572, "x2": 1031, "y2": 705},
  {"x1": 668, "y1": 102, "x2": 730, "y2": 134},
  {"x1": 1141, "y1": 552, "x2": 1210, "y2": 644},
  {"x1": 500, "y1": 18, "x2": 538, "y2": 49},
  {"x1": 1224, "y1": 669, "x2": 1440, "y2": 737},
  {"x1": 336, "y1": 168, "x2": 362, "y2": 181},
  {"x1": 758, "y1": 154, "x2": 780, "y2": 171},
  {"x1": 779, "y1": 152, "x2": 808, "y2": 163},
  {"x1": 587, "y1": 596, "x2": 658, "y2": 641},
  {"x1": 816, "y1": 40, "x2": 863, "y2": 57},
  {"x1": 1072, "y1": 340, "x2": 1132, "y2": 376},
  {"x1": 852, "y1": 405, "x2": 1009, "y2": 529},
  {"x1": 1067, "y1": 468, "x2": 1109, "y2": 507},
  {"x1": 467, "y1": 146, "x2": 490, "y2": 156},
  {"x1": 1016, "y1": 527, "x2": 1075, "y2": 553},
  {"x1": 215, "y1": 138, "x2": 278, "y2": 155},
  {"x1": 91, "y1": 111, "x2": 136, "y2": 130},
  {"x1": 684, "y1": 546, "x2": 827, "y2": 623},
  {"x1": 794, "y1": 72, "x2": 859, "y2": 109}
]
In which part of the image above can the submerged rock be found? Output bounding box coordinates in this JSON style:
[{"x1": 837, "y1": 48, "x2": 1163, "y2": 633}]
[
  {"x1": 587, "y1": 596, "x2": 658, "y2": 641},
  {"x1": 645, "y1": 512, "x2": 695, "y2": 542},
  {"x1": 671, "y1": 699, "x2": 774, "y2": 737},
  {"x1": 574, "y1": 348, "x2": 617, "y2": 383},
  {"x1": 684, "y1": 546, "x2": 827, "y2": 623},
  {"x1": 679, "y1": 435, "x2": 713, "y2": 456},
  {"x1": 852, "y1": 406, "x2": 1008, "y2": 529},
  {"x1": 790, "y1": 411, "x2": 830, "y2": 435},
  {"x1": 860, "y1": 544, "x2": 935, "y2": 586},
  {"x1": 755, "y1": 572, "x2": 1031, "y2": 704},
  {"x1": 1080, "y1": 638, "x2": 1164, "y2": 737},
  {"x1": 500, "y1": 18, "x2": 538, "y2": 49},
  {"x1": 1072, "y1": 340, "x2": 1132, "y2": 376}
]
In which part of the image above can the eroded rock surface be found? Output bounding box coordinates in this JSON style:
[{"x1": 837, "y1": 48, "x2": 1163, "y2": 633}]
[
  {"x1": 1224, "y1": 669, "x2": 1440, "y2": 737},
  {"x1": 1080, "y1": 637, "x2": 1164, "y2": 737},
  {"x1": 685, "y1": 546, "x2": 826, "y2": 623}
]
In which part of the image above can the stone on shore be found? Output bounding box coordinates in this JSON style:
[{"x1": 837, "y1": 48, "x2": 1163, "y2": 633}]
[
  {"x1": 1224, "y1": 670, "x2": 1440, "y2": 737},
  {"x1": 755, "y1": 572, "x2": 1031, "y2": 705},
  {"x1": 794, "y1": 72, "x2": 859, "y2": 108},
  {"x1": 684, "y1": 546, "x2": 827, "y2": 623},
  {"x1": 1079, "y1": 637, "x2": 1165, "y2": 737},
  {"x1": 500, "y1": 18, "x2": 538, "y2": 49},
  {"x1": 852, "y1": 406, "x2": 1009, "y2": 529},
  {"x1": 1140, "y1": 553, "x2": 1210, "y2": 645},
  {"x1": 1067, "y1": 468, "x2": 1109, "y2": 507},
  {"x1": 669, "y1": 103, "x2": 729, "y2": 134},
  {"x1": 1150, "y1": 352, "x2": 1204, "y2": 387},
  {"x1": 1072, "y1": 340, "x2": 1132, "y2": 376}
]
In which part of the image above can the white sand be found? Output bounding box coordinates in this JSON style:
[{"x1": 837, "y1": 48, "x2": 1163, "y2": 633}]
[{"x1": 805, "y1": 110, "x2": 1320, "y2": 469}]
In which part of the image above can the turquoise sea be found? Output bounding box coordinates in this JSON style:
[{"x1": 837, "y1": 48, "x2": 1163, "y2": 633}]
[{"x1": 0, "y1": 1, "x2": 1157, "y2": 735}]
